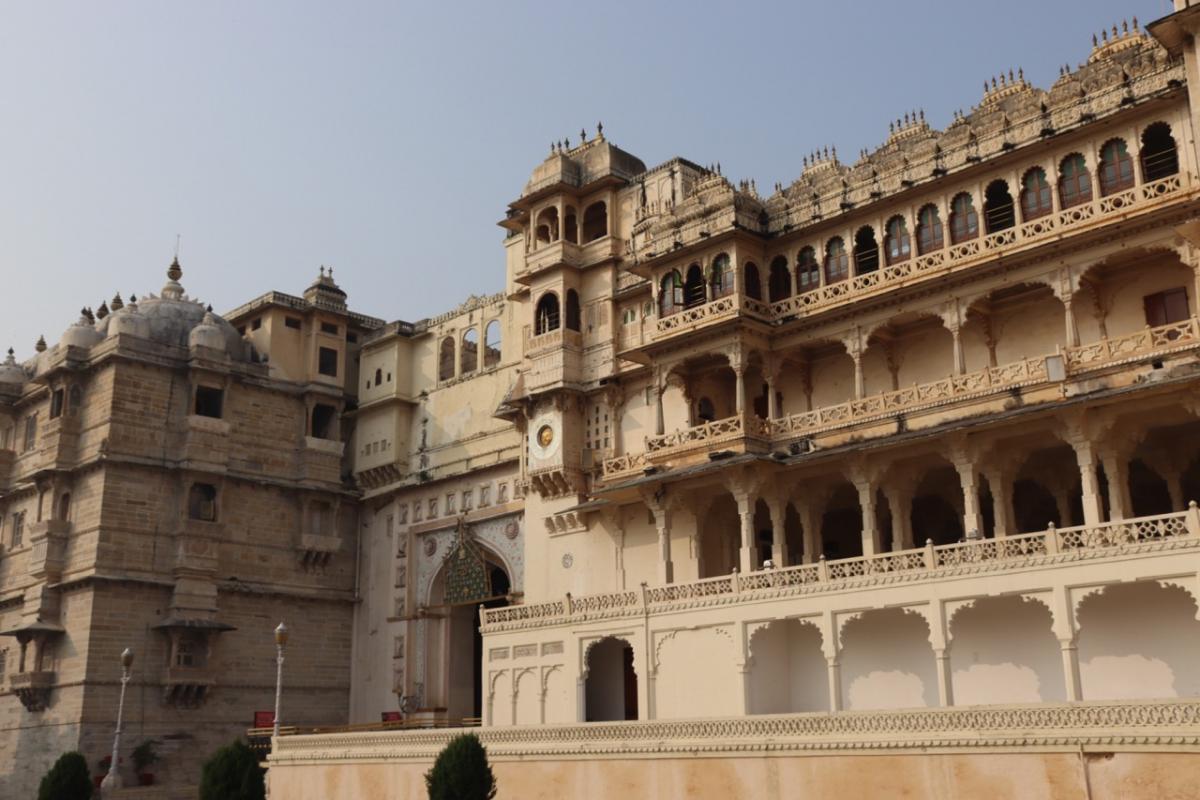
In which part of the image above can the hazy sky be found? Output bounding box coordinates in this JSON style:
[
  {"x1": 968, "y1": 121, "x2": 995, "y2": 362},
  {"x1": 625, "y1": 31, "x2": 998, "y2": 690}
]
[{"x1": 0, "y1": 0, "x2": 1170, "y2": 356}]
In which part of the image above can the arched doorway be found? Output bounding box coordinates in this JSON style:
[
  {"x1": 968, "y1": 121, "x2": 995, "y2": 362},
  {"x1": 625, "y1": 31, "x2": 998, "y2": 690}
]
[
  {"x1": 584, "y1": 637, "x2": 637, "y2": 721},
  {"x1": 430, "y1": 544, "x2": 511, "y2": 722}
]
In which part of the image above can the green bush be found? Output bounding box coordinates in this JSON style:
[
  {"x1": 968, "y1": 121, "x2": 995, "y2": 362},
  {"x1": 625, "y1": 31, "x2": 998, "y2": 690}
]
[
  {"x1": 425, "y1": 733, "x2": 497, "y2": 800},
  {"x1": 38, "y1": 751, "x2": 92, "y2": 800},
  {"x1": 199, "y1": 739, "x2": 265, "y2": 800}
]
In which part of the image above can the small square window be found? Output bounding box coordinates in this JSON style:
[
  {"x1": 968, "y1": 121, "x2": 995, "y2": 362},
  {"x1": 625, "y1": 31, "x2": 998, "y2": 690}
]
[
  {"x1": 318, "y1": 347, "x2": 338, "y2": 377},
  {"x1": 321, "y1": 322, "x2": 339, "y2": 335},
  {"x1": 285, "y1": 317, "x2": 302, "y2": 330},
  {"x1": 195, "y1": 386, "x2": 224, "y2": 418},
  {"x1": 237, "y1": 325, "x2": 246, "y2": 336},
  {"x1": 251, "y1": 318, "x2": 262, "y2": 331},
  {"x1": 346, "y1": 332, "x2": 358, "y2": 343}
]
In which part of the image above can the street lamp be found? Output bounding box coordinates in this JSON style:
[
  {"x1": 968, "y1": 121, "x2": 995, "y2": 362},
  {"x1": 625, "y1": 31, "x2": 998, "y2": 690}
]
[
  {"x1": 100, "y1": 648, "x2": 134, "y2": 792},
  {"x1": 272, "y1": 622, "x2": 288, "y2": 740}
]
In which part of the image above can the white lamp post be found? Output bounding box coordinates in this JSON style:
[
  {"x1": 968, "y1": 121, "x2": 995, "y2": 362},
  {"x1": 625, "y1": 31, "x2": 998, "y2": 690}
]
[
  {"x1": 100, "y1": 647, "x2": 134, "y2": 792},
  {"x1": 272, "y1": 622, "x2": 288, "y2": 740}
]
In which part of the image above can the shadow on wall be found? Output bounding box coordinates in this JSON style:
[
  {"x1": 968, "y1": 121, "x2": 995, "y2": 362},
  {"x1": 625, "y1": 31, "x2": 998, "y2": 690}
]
[
  {"x1": 840, "y1": 608, "x2": 936, "y2": 710},
  {"x1": 1078, "y1": 581, "x2": 1200, "y2": 700},
  {"x1": 949, "y1": 596, "x2": 1066, "y2": 704},
  {"x1": 747, "y1": 619, "x2": 828, "y2": 714}
]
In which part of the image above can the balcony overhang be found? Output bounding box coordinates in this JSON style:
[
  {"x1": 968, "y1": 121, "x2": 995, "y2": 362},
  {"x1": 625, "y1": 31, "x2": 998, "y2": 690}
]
[{"x1": 1147, "y1": 5, "x2": 1200, "y2": 54}]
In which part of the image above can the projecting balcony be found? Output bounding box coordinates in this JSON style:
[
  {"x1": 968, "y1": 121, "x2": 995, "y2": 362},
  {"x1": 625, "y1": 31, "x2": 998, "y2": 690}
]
[
  {"x1": 183, "y1": 414, "x2": 231, "y2": 470},
  {"x1": 652, "y1": 291, "x2": 772, "y2": 342},
  {"x1": 298, "y1": 436, "x2": 344, "y2": 484},
  {"x1": 603, "y1": 316, "x2": 1200, "y2": 482},
  {"x1": 524, "y1": 328, "x2": 583, "y2": 392},
  {"x1": 10, "y1": 670, "x2": 55, "y2": 712},
  {"x1": 27, "y1": 520, "x2": 70, "y2": 580}
]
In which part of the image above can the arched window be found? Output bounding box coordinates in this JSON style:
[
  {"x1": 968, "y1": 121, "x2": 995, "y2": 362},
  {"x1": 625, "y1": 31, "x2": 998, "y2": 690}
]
[
  {"x1": 582, "y1": 201, "x2": 608, "y2": 241},
  {"x1": 853, "y1": 226, "x2": 879, "y2": 274},
  {"x1": 1019, "y1": 167, "x2": 1052, "y2": 220},
  {"x1": 884, "y1": 216, "x2": 911, "y2": 265},
  {"x1": 824, "y1": 238, "x2": 848, "y2": 284},
  {"x1": 188, "y1": 483, "x2": 218, "y2": 522},
  {"x1": 534, "y1": 207, "x2": 559, "y2": 244},
  {"x1": 768, "y1": 256, "x2": 792, "y2": 302},
  {"x1": 983, "y1": 179, "x2": 1015, "y2": 233},
  {"x1": 1141, "y1": 122, "x2": 1179, "y2": 182},
  {"x1": 374, "y1": 368, "x2": 383, "y2": 387},
  {"x1": 796, "y1": 247, "x2": 820, "y2": 293},
  {"x1": 57, "y1": 492, "x2": 71, "y2": 522},
  {"x1": 1058, "y1": 153, "x2": 1092, "y2": 208},
  {"x1": 563, "y1": 206, "x2": 578, "y2": 244},
  {"x1": 697, "y1": 397, "x2": 716, "y2": 423},
  {"x1": 1098, "y1": 138, "x2": 1135, "y2": 196},
  {"x1": 684, "y1": 264, "x2": 706, "y2": 308},
  {"x1": 565, "y1": 289, "x2": 581, "y2": 332},
  {"x1": 461, "y1": 328, "x2": 478, "y2": 374},
  {"x1": 484, "y1": 320, "x2": 501, "y2": 367},
  {"x1": 743, "y1": 263, "x2": 762, "y2": 300},
  {"x1": 949, "y1": 192, "x2": 979, "y2": 244},
  {"x1": 438, "y1": 336, "x2": 456, "y2": 380},
  {"x1": 535, "y1": 292, "x2": 560, "y2": 334},
  {"x1": 916, "y1": 204, "x2": 944, "y2": 254},
  {"x1": 659, "y1": 271, "x2": 683, "y2": 316},
  {"x1": 709, "y1": 253, "x2": 734, "y2": 298}
]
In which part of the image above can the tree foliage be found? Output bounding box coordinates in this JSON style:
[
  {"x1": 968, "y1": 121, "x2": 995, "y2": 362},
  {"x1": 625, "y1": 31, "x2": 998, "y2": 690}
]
[
  {"x1": 425, "y1": 733, "x2": 497, "y2": 800},
  {"x1": 199, "y1": 739, "x2": 265, "y2": 800},
  {"x1": 38, "y1": 752, "x2": 93, "y2": 800}
]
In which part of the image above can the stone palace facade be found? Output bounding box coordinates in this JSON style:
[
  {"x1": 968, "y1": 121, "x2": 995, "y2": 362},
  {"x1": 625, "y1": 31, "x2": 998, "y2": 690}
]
[{"x1": 10, "y1": 4, "x2": 1200, "y2": 798}]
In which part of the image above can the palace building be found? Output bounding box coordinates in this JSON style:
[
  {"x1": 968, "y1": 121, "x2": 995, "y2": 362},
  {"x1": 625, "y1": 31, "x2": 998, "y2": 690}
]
[{"x1": 9, "y1": 4, "x2": 1200, "y2": 798}]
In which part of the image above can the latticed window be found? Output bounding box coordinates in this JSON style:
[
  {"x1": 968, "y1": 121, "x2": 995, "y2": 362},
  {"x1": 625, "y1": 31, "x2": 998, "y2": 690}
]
[
  {"x1": 884, "y1": 216, "x2": 911, "y2": 265},
  {"x1": 949, "y1": 193, "x2": 978, "y2": 244},
  {"x1": 795, "y1": 247, "x2": 820, "y2": 292},
  {"x1": 1058, "y1": 153, "x2": 1092, "y2": 208},
  {"x1": 683, "y1": 265, "x2": 706, "y2": 308},
  {"x1": 916, "y1": 204, "x2": 943, "y2": 254},
  {"x1": 659, "y1": 271, "x2": 683, "y2": 316},
  {"x1": 1020, "y1": 168, "x2": 1052, "y2": 220},
  {"x1": 743, "y1": 263, "x2": 762, "y2": 300},
  {"x1": 824, "y1": 238, "x2": 848, "y2": 283},
  {"x1": 1098, "y1": 138, "x2": 1135, "y2": 196}
]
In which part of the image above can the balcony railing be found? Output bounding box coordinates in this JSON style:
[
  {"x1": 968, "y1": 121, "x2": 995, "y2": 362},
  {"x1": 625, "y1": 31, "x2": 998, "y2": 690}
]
[
  {"x1": 765, "y1": 174, "x2": 1186, "y2": 322},
  {"x1": 654, "y1": 292, "x2": 772, "y2": 338},
  {"x1": 481, "y1": 506, "x2": 1200, "y2": 633},
  {"x1": 603, "y1": 316, "x2": 1200, "y2": 481}
]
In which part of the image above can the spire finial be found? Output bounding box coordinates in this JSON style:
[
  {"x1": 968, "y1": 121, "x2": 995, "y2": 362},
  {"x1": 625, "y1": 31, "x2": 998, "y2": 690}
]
[
  {"x1": 167, "y1": 256, "x2": 182, "y2": 282},
  {"x1": 580, "y1": 127, "x2": 586, "y2": 144},
  {"x1": 1133, "y1": 16, "x2": 1138, "y2": 30},
  {"x1": 1093, "y1": 33, "x2": 1098, "y2": 46},
  {"x1": 596, "y1": 121, "x2": 603, "y2": 138}
]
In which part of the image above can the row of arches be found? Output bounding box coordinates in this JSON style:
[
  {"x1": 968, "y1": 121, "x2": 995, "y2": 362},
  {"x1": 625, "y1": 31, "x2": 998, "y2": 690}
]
[
  {"x1": 574, "y1": 582, "x2": 1200, "y2": 723},
  {"x1": 437, "y1": 320, "x2": 502, "y2": 382},
  {"x1": 533, "y1": 201, "x2": 608, "y2": 247},
  {"x1": 657, "y1": 122, "x2": 1180, "y2": 309}
]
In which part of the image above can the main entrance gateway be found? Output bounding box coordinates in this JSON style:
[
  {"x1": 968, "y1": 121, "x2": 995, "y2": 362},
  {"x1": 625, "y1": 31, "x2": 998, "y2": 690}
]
[{"x1": 432, "y1": 519, "x2": 510, "y2": 722}]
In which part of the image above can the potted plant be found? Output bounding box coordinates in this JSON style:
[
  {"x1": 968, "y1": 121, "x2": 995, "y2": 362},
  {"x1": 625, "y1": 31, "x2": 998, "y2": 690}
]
[{"x1": 132, "y1": 739, "x2": 160, "y2": 786}]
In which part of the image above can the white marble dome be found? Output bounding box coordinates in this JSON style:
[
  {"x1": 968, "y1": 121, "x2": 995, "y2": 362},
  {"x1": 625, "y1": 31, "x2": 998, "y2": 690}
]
[{"x1": 0, "y1": 349, "x2": 25, "y2": 387}]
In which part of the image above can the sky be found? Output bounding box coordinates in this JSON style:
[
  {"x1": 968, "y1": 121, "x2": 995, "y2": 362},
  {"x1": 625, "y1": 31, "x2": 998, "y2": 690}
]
[{"x1": 0, "y1": 0, "x2": 1173, "y2": 356}]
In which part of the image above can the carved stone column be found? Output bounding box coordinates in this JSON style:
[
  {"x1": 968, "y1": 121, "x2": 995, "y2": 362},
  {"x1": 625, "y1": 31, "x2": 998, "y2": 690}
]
[
  {"x1": 641, "y1": 488, "x2": 675, "y2": 584},
  {"x1": 765, "y1": 494, "x2": 789, "y2": 567},
  {"x1": 654, "y1": 369, "x2": 666, "y2": 436},
  {"x1": 948, "y1": 439, "x2": 984, "y2": 538},
  {"x1": 851, "y1": 473, "x2": 879, "y2": 557},
  {"x1": 1099, "y1": 447, "x2": 1133, "y2": 521},
  {"x1": 764, "y1": 356, "x2": 781, "y2": 420},
  {"x1": 881, "y1": 481, "x2": 914, "y2": 551},
  {"x1": 981, "y1": 464, "x2": 1016, "y2": 538}
]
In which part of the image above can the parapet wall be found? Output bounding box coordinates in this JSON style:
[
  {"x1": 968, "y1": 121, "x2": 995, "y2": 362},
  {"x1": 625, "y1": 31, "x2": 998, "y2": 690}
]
[{"x1": 267, "y1": 698, "x2": 1200, "y2": 799}]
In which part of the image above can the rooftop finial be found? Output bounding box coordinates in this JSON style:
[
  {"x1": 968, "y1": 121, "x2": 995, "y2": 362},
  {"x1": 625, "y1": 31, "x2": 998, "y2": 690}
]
[
  {"x1": 597, "y1": 120, "x2": 604, "y2": 139},
  {"x1": 96, "y1": 300, "x2": 109, "y2": 320},
  {"x1": 1018, "y1": 67, "x2": 1024, "y2": 82},
  {"x1": 35, "y1": 335, "x2": 46, "y2": 353},
  {"x1": 167, "y1": 255, "x2": 182, "y2": 282},
  {"x1": 1102, "y1": 28, "x2": 1108, "y2": 42},
  {"x1": 1093, "y1": 33, "x2": 1098, "y2": 46},
  {"x1": 1122, "y1": 19, "x2": 1128, "y2": 34},
  {"x1": 1133, "y1": 16, "x2": 1138, "y2": 30},
  {"x1": 111, "y1": 292, "x2": 124, "y2": 312}
]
